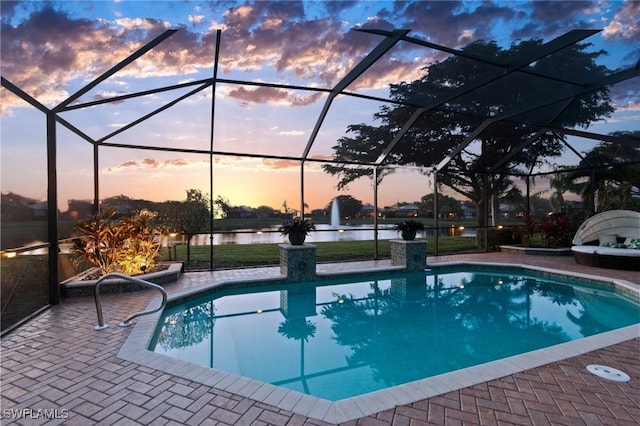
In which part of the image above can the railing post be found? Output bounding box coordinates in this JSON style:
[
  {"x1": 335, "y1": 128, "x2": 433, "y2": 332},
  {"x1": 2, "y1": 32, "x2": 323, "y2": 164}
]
[{"x1": 93, "y1": 273, "x2": 168, "y2": 330}]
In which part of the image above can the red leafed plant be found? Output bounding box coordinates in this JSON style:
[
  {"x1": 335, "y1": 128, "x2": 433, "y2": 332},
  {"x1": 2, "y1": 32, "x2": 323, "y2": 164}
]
[
  {"x1": 73, "y1": 209, "x2": 165, "y2": 276},
  {"x1": 539, "y1": 212, "x2": 574, "y2": 247},
  {"x1": 515, "y1": 212, "x2": 537, "y2": 247}
]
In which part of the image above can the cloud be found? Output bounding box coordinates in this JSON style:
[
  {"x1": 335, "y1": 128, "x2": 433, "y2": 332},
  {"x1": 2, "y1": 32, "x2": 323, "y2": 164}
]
[
  {"x1": 279, "y1": 130, "x2": 305, "y2": 136},
  {"x1": 514, "y1": 1, "x2": 599, "y2": 40},
  {"x1": 211, "y1": 154, "x2": 308, "y2": 172},
  {"x1": 1, "y1": 0, "x2": 636, "y2": 119},
  {"x1": 165, "y1": 158, "x2": 189, "y2": 167},
  {"x1": 119, "y1": 160, "x2": 138, "y2": 168},
  {"x1": 603, "y1": 0, "x2": 640, "y2": 41},
  {"x1": 1, "y1": 7, "x2": 111, "y2": 106},
  {"x1": 228, "y1": 86, "x2": 289, "y2": 104},
  {"x1": 307, "y1": 154, "x2": 334, "y2": 161},
  {"x1": 104, "y1": 157, "x2": 204, "y2": 173},
  {"x1": 615, "y1": 101, "x2": 640, "y2": 112},
  {"x1": 0, "y1": 6, "x2": 214, "y2": 112},
  {"x1": 141, "y1": 157, "x2": 160, "y2": 167},
  {"x1": 400, "y1": 1, "x2": 517, "y2": 46},
  {"x1": 189, "y1": 14, "x2": 205, "y2": 24},
  {"x1": 227, "y1": 86, "x2": 324, "y2": 107},
  {"x1": 1, "y1": 2, "x2": 356, "y2": 113},
  {"x1": 115, "y1": 17, "x2": 171, "y2": 31},
  {"x1": 321, "y1": 1, "x2": 358, "y2": 16},
  {"x1": 610, "y1": 78, "x2": 640, "y2": 111},
  {"x1": 260, "y1": 158, "x2": 300, "y2": 170},
  {"x1": 211, "y1": 16, "x2": 357, "y2": 87}
]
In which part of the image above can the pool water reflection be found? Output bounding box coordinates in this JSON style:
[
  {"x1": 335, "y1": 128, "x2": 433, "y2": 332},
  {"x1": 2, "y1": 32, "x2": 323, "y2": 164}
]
[{"x1": 150, "y1": 268, "x2": 639, "y2": 401}]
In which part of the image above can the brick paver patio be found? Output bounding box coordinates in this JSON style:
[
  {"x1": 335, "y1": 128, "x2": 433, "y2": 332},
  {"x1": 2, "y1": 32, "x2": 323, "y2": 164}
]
[{"x1": 1, "y1": 253, "x2": 638, "y2": 425}]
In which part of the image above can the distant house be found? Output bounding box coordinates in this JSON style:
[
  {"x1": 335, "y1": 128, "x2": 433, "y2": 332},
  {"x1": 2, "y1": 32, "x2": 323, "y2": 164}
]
[
  {"x1": 360, "y1": 204, "x2": 391, "y2": 218},
  {"x1": 395, "y1": 204, "x2": 420, "y2": 218},
  {"x1": 360, "y1": 205, "x2": 375, "y2": 218},
  {"x1": 499, "y1": 203, "x2": 522, "y2": 218},
  {"x1": 310, "y1": 208, "x2": 328, "y2": 218},
  {"x1": 66, "y1": 199, "x2": 94, "y2": 220},
  {"x1": 29, "y1": 201, "x2": 48, "y2": 218},
  {"x1": 461, "y1": 205, "x2": 476, "y2": 219},
  {"x1": 227, "y1": 206, "x2": 256, "y2": 219}
]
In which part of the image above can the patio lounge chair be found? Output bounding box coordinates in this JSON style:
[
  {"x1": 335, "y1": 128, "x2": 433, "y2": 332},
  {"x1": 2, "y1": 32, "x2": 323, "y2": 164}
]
[{"x1": 571, "y1": 209, "x2": 640, "y2": 271}]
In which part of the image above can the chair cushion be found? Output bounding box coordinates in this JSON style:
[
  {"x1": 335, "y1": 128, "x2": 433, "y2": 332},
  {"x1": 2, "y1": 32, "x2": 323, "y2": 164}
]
[
  {"x1": 572, "y1": 246, "x2": 598, "y2": 254},
  {"x1": 596, "y1": 247, "x2": 640, "y2": 257},
  {"x1": 598, "y1": 234, "x2": 617, "y2": 245}
]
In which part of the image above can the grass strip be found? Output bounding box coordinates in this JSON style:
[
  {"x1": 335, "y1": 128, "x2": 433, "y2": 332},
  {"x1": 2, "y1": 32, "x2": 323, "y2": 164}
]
[{"x1": 165, "y1": 237, "x2": 480, "y2": 269}]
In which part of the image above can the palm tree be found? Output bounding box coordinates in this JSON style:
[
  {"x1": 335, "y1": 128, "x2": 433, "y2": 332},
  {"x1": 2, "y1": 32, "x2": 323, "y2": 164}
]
[
  {"x1": 278, "y1": 318, "x2": 317, "y2": 394},
  {"x1": 550, "y1": 137, "x2": 640, "y2": 214}
]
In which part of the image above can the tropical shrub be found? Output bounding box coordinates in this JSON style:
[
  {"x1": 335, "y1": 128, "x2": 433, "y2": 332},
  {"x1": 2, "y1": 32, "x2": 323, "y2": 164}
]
[
  {"x1": 539, "y1": 211, "x2": 578, "y2": 247},
  {"x1": 73, "y1": 209, "x2": 164, "y2": 276},
  {"x1": 514, "y1": 212, "x2": 536, "y2": 247}
]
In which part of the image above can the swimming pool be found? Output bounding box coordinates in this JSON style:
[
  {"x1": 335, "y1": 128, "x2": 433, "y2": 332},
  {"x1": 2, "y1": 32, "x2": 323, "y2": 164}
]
[{"x1": 149, "y1": 266, "x2": 639, "y2": 403}]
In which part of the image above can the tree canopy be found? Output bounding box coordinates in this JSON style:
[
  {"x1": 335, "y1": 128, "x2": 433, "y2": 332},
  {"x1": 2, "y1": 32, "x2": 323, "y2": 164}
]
[
  {"x1": 550, "y1": 130, "x2": 640, "y2": 213},
  {"x1": 323, "y1": 38, "x2": 615, "y2": 226},
  {"x1": 159, "y1": 189, "x2": 211, "y2": 263},
  {"x1": 328, "y1": 195, "x2": 364, "y2": 220}
]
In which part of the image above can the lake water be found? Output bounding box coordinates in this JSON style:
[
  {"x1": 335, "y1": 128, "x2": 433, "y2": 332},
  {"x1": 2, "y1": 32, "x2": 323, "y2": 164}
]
[{"x1": 180, "y1": 224, "x2": 468, "y2": 246}]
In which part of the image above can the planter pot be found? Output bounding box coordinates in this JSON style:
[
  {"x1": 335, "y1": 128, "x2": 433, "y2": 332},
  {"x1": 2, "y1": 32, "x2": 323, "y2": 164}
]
[
  {"x1": 401, "y1": 230, "x2": 417, "y2": 241},
  {"x1": 288, "y1": 232, "x2": 307, "y2": 246}
]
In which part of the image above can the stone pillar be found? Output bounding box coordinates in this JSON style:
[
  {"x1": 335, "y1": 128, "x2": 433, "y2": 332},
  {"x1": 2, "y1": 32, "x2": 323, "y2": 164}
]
[
  {"x1": 279, "y1": 244, "x2": 316, "y2": 281},
  {"x1": 390, "y1": 274, "x2": 426, "y2": 303},
  {"x1": 280, "y1": 284, "x2": 317, "y2": 318},
  {"x1": 391, "y1": 239, "x2": 427, "y2": 271}
]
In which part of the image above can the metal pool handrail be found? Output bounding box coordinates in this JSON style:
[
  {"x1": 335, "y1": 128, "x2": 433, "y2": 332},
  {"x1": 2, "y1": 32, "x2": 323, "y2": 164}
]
[{"x1": 94, "y1": 272, "x2": 168, "y2": 330}]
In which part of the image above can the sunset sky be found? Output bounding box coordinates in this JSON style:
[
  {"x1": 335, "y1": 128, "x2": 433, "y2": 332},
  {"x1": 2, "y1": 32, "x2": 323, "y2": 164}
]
[{"x1": 1, "y1": 1, "x2": 638, "y2": 212}]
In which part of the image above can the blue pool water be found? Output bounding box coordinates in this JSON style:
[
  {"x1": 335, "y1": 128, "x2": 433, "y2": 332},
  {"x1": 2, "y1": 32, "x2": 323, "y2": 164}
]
[{"x1": 150, "y1": 267, "x2": 639, "y2": 401}]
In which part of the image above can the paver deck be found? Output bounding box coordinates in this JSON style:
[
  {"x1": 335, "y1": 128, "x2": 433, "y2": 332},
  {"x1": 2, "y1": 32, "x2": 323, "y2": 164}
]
[{"x1": 1, "y1": 252, "x2": 638, "y2": 425}]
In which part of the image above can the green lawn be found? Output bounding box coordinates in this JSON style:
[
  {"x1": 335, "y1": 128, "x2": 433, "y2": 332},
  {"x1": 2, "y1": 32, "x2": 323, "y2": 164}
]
[{"x1": 164, "y1": 236, "x2": 481, "y2": 269}]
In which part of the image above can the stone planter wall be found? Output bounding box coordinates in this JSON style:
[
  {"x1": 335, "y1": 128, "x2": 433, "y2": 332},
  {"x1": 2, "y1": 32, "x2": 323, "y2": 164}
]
[
  {"x1": 391, "y1": 239, "x2": 427, "y2": 271},
  {"x1": 279, "y1": 244, "x2": 317, "y2": 281},
  {"x1": 500, "y1": 245, "x2": 572, "y2": 256},
  {"x1": 61, "y1": 262, "x2": 184, "y2": 297}
]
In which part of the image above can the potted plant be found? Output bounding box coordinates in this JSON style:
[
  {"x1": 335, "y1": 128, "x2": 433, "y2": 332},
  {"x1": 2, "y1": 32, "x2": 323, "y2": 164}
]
[
  {"x1": 279, "y1": 218, "x2": 316, "y2": 245},
  {"x1": 394, "y1": 219, "x2": 425, "y2": 241}
]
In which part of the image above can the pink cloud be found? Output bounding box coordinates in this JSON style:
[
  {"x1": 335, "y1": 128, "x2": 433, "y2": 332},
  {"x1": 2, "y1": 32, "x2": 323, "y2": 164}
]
[
  {"x1": 104, "y1": 157, "x2": 198, "y2": 173},
  {"x1": 2, "y1": 0, "x2": 636, "y2": 118},
  {"x1": 228, "y1": 86, "x2": 289, "y2": 104},
  {"x1": 142, "y1": 157, "x2": 159, "y2": 167},
  {"x1": 260, "y1": 158, "x2": 300, "y2": 170},
  {"x1": 227, "y1": 86, "x2": 324, "y2": 107},
  {"x1": 604, "y1": 1, "x2": 640, "y2": 41},
  {"x1": 164, "y1": 158, "x2": 189, "y2": 167}
]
